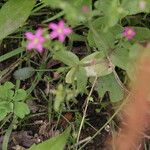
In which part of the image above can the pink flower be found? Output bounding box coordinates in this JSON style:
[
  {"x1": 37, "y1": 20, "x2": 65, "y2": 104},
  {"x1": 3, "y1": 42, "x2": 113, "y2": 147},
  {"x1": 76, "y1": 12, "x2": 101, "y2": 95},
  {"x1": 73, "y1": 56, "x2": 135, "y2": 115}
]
[
  {"x1": 25, "y1": 28, "x2": 45, "y2": 53},
  {"x1": 49, "y1": 20, "x2": 72, "y2": 42},
  {"x1": 139, "y1": 1, "x2": 146, "y2": 10},
  {"x1": 123, "y1": 27, "x2": 136, "y2": 40},
  {"x1": 82, "y1": 5, "x2": 89, "y2": 13}
]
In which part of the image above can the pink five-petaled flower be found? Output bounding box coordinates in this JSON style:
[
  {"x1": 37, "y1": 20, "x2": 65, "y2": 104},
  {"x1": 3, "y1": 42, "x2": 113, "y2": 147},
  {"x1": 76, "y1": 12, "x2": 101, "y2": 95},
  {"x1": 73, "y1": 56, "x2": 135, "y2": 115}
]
[
  {"x1": 82, "y1": 5, "x2": 89, "y2": 13},
  {"x1": 49, "y1": 20, "x2": 72, "y2": 42},
  {"x1": 123, "y1": 27, "x2": 136, "y2": 40},
  {"x1": 25, "y1": 28, "x2": 45, "y2": 53}
]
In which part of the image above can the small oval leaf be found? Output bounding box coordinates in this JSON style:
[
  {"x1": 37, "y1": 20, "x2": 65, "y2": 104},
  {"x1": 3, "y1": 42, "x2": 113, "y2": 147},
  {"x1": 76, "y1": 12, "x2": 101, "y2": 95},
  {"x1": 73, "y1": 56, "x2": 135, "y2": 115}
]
[{"x1": 13, "y1": 67, "x2": 35, "y2": 80}]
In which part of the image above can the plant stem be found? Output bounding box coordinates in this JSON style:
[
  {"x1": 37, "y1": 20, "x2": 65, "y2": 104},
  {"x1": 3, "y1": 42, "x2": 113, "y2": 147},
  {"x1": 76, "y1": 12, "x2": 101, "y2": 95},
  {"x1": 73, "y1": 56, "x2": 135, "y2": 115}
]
[
  {"x1": 2, "y1": 115, "x2": 17, "y2": 150},
  {"x1": 76, "y1": 76, "x2": 97, "y2": 150}
]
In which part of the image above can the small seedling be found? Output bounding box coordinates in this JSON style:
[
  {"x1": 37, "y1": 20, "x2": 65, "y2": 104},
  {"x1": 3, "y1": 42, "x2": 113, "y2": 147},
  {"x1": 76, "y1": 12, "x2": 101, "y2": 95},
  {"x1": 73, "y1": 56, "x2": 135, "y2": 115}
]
[{"x1": 0, "y1": 82, "x2": 30, "y2": 121}]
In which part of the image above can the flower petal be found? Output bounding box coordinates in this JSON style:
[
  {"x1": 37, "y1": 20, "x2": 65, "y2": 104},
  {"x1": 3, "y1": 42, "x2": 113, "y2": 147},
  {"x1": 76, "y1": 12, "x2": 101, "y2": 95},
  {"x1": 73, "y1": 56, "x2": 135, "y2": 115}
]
[
  {"x1": 64, "y1": 28, "x2": 72, "y2": 35},
  {"x1": 25, "y1": 32, "x2": 34, "y2": 40},
  {"x1": 27, "y1": 42, "x2": 34, "y2": 50},
  {"x1": 35, "y1": 28, "x2": 43, "y2": 37},
  {"x1": 50, "y1": 31, "x2": 58, "y2": 39},
  {"x1": 48, "y1": 23, "x2": 58, "y2": 30},
  {"x1": 58, "y1": 20, "x2": 65, "y2": 29},
  {"x1": 39, "y1": 37, "x2": 45, "y2": 43},
  {"x1": 36, "y1": 44, "x2": 43, "y2": 53},
  {"x1": 58, "y1": 34, "x2": 65, "y2": 42}
]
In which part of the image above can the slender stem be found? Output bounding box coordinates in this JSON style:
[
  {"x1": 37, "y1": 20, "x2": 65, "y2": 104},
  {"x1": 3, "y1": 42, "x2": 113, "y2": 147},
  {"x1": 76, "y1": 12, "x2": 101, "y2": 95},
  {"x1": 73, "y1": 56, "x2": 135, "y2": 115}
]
[
  {"x1": 76, "y1": 76, "x2": 97, "y2": 150},
  {"x1": 2, "y1": 115, "x2": 17, "y2": 150}
]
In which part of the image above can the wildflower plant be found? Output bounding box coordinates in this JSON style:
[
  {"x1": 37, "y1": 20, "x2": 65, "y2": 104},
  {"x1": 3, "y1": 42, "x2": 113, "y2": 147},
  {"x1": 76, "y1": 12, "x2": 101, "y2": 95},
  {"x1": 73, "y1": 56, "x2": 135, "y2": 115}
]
[{"x1": 0, "y1": 0, "x2": 150, "y2": 149}]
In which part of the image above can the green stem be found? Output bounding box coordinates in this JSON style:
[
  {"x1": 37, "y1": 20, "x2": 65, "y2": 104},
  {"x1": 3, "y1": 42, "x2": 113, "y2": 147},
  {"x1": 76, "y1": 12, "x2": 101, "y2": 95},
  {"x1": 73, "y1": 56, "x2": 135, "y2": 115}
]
[{"x1": 2, "y1": 115, "x2": 17, "y2": 150}]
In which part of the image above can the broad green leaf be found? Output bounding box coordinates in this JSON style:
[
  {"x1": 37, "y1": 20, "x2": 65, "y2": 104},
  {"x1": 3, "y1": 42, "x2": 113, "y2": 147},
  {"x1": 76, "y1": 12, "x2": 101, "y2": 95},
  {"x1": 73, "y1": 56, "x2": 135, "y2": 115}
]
[
  {"x1": 126, "y1": 44, "x2": 144, "y2": 80},
  {"x1": 13, "y1": 67, "x2": 35, "y2": 80},
  {"x1": 0, "y1": 108, "x2": 7, "y2": 121},
  {"x1": 53, "y1": 50, "x2": 79, "y2": 67},
  {"x1": 43, "y1": 0, "x2": 63, "y2": 8},
  {"x1": 133, "y1": 27, "x2": 150, "y2": 41},
  {"x1": 14, "y1": 102, "x2": 30, "y2": 118},
  {"x1": 13, "y1": 89, "x2": 27, "y2": 101},
  {"x1": 81, "y1": 52, "x2": 113, "y2": 77},
  {"x1": 121, "y1": 0, "x2": 150, "y2": 15},
  {"x1": 29, "y1": 127, "x2": 71, "y2": 150},
  {"x1": 0, "y1": 101, "x2": 13, "y2": 120},
  {"x1": 4, "y1": 82, "x2": 14, "y2": 89},
  {"x1": 0, "y1": 84, "x2": 14, "y2": 100},
  {"x1": 88, "y1": 18, "x2": 123, "y2": 51},
  {"x1": 110, "y1": 46, "x2": 130, "y2": 70},
  {"x1": 96, "y1": 73, "x2": 124, "y2": 102},
  {"x1": 129, "y1": 44, "x2": 144, "y2": 60},
  {"x1": 69, "y1": 33, "x2": 86, "y2": 41},
  {"x1": 76, "y1": 67, "x2": 87, "y2": 93},
  {"x1": 43, "y1": 0, "x2": 92, "y2": 25},
  {"x1": 0, "y1": 0, "x2": 35, "y2": 41},
  {"x1": 95, "y1": 0, "x2": 127, "y2": 28}
]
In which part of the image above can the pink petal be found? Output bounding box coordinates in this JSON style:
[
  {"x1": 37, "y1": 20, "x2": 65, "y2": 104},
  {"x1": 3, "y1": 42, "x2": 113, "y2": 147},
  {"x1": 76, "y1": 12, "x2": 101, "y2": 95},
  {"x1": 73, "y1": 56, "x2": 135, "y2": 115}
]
[
  {"x1": 27, "y1": 42, "x2": 34, "y2": 50},
  {"x1": 82, "y1": 5, "x2": 89, "y2": 13},
  {"x1": 25, "y1": 32, "x2": 34, "y2": 40},
  {"x1": 48, "y1": 23, "x2": 58, "y2": 30},
  {"x1": 123, "y1": 32, "x2": 127, "y2": 37},
  {"x1": 58, "y1": 20, "x2": 65, "y2": 29},
  {"x1": 39, "y1": 37, "x2": 45, "y2": 43},
  {"x1": 50, "y1": 31, "x2": 59, "y2": 39},
  {"x1": 35, "y1": 28, "x2": 43, "y2": 37},
  {"x1": 58, "y1": 34, "x2": 65, "y2": 42},
  {"x1": 127, "y1": 35, "x2": 135, "y2": 40},
  {"x1": 36, "y1": 44, "x2": 43, "y2": 53},
  {"x1": 64, "y1": 28, "x2": 72, "y2": 35}
]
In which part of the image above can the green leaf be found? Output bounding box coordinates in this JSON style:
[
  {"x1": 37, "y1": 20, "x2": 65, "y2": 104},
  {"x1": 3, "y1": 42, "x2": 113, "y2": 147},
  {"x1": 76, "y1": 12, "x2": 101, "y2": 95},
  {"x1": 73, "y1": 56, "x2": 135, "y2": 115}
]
[
  {"x1": 76, "y1": 67, "x2": 87, "y2": 93},
  {"x1": 13, "y1": 67, "x2": 35, "y2": 80},
  {"x1": 126, "y1": 44, "x2": 144, "y2": 80},
  {"x1": 13, "y1": 89, "x2": 27, "y2": 101},
  {"x1": 88, "y1": 18, "x2": 123, "y2": 51},
  {"x1": 110, "y1": 46, "x2": 130, "y2": 70},
  {"x1": 65, "y1": 67, "x2": 77, "y2": 84},
  {"x1": 121, "y1": 0, "x2": 150, "y2": 15},
  {"x1": 69, "y1": 33, "x2": 86, "y2": 41},
  {"x1": 14, "y1": 102, "x2": 30, "y2": 118},
  {"x1": 96, "y1": 73, "x2": 124, "y2": 102},
  {"x1": 0, "y1": 83, "x2": 14, "y2": 100},
  {"x1": 54, "y1": 50, "x2": 79, "y2": 67},
  {"x1": 81, "y1": 52, "x2": 113, "y2": 77},
  {"x1": 0, "y1": 48, "x2": 24, "y2": 62},
  {"x1": 43, "y1": 0, "x2": 62, "y2": 8},
  {"x1": 29, "y1": 127, "x2": 71, "y2": 150},
  {"x1": 0, "y1": 0, "x2": 35, "y2": 41},
  {"x1": 43, "y1": 0, "x2": 92, "y2": 25},
  {"x1": 0, "y1": 107, "x2": 7, "y2": 121},
  {"x1": 95, "y1": 0, "x2": 127, "y2": 29},
  {"x1": 3, "y1": 82, "x2": 14, "y2": 89},
  {"x1": 134, "y1": 27, "x2": 150, "y2": 41},
  {"x1": 0, "y1": 101, "x2": 13, "y2": 120}
]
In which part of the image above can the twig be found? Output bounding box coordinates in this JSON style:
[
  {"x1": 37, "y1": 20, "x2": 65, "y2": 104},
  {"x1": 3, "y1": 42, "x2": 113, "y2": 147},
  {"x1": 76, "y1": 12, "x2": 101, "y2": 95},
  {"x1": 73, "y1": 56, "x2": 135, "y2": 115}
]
[
  {"x1": 76, "y1": 76, "x2": 97, "y2": 150},
  {"x1": 107, "y1": 56, "x2": 130, "y2": 94}
]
